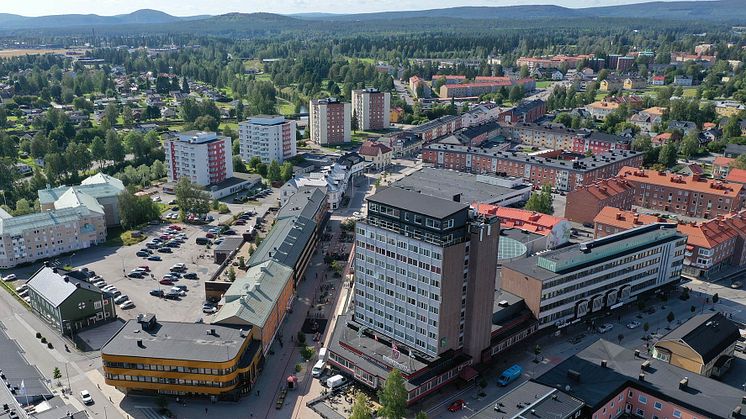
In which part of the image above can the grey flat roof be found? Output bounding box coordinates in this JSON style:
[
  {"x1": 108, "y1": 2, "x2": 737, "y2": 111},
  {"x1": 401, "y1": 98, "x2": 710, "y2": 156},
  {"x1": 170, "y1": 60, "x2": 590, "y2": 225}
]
[
  {"x1": 535, "y1": 339, "x2": 746, "y2": 419},
  {"x1": 368, "y1": 186, "x2": 468, "y2": 219},
  {"x1": 101, "y1": 320, "x2": 251, "y2": 363},
  {"x1": 214, "y1": 236, "x2": 244, "y2": 253},
  {"x1": 504, "y1": 224, "x2": 683, "y2": 281},
  {"x1": 247, "y1": 215, "x2": 316, "y2": 269},
  {"x1": 392, "y1": 168, "x2": 528, "y2": 205},
  {"x1": 277, "y1": 186, "x2": 326, "y2": 221},
  {"x1": 471, "y1": 380, "x2": 584, "y2": 419}
]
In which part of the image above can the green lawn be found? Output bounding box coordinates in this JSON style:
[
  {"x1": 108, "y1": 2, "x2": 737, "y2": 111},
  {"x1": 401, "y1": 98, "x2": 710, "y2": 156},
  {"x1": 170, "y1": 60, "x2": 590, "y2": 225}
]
[
  {"x1": 277, "y1": 98, "x2": 295, "y2": 115},
  {"x1": 536, "y1": 81, "x2": 552, "y2": 89},
  {"x1": 255, "y1": 73, "x2": 272, "y2": 82}
]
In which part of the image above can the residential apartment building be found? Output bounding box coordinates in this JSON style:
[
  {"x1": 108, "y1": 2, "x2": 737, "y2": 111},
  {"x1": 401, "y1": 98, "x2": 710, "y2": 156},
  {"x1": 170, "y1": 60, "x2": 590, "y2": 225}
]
[
  {"x1": 0, "y1": 203, "x2": 107, "y2": 269},
  {"x1": 280, "y1": 153, "x2": 367, "y2": 209},
  {"x1": 38, "y1": 173, "x2": 126, "y2": 227},
  {"x1": 309, "y1": 98, "x2": 351, "y2": 145},
  {"x1": 497, "y1": 99, "x2": 545, "y2": 124},
  {"x1": 516, "y1": 54, "x2": 594, "y2": 70},
  {"x1": 502, "y1": 223, "x2": 686, "y2": 329},
  {"x1": 352, "y1": 186, "x2": 500, "y2": 358},
  {"x1": 572, "y1": 131, "x2": 631, "y2": 154},
  {"x1": 712, "y1": 156, "x2": 734, "y2": 178},
  {"x1": 408, "y1": 76, "x2": 430, "y2": 98},
  {"x1": 474, "y1": 204, "x2": 572, "y2": 248},
  {"x1": 351, "y1": 88, "x2": 391, "y2": 130},
  {"x1": 409, "y1": 115, "x2": 462, "y2": 142},
  {"x1": 27, "y1": 266, "x2": 116, "y2": 334},
  {"x1": 422, "y1": 144, "x2": 643, "y2": 192},
  {"x1": 502, "y1": 123, "x2": 582, "y2": 150},
  {"x1": 652, "y1": 312, "x2": 741, "y2": 379},
  {"x1": 593, "y1": 207, "x2": 746, "y2": 279},
  {"x1": 618, "y1": 167, "x2": 746, "y2": 219},
  {"x1": 164, "y1": 131, "x2": 233, "y2": 186},
  {"x1": 565, "y1": 176, "x2": 636, "y2": 226},
  {"x1": 238, "y1": 115, "x2": 296, "y2": 164},
  {"x1": 534, "y1": 339, "x2": 746, "y2": 419},
  {"x1": 102, "y1": 315, "x2": 263, "y2": 400}
]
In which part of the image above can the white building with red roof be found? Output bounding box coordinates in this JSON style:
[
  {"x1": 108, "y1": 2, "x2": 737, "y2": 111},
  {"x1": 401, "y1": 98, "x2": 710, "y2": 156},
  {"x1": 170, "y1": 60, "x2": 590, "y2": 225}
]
[{"x1": 357, "y1": 140, "x2": 392, "y2": 170}]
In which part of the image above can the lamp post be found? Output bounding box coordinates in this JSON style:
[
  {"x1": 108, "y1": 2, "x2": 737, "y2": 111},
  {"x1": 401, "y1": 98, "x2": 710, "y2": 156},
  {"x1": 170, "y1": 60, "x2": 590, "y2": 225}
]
[{"x1": 65, "y1": 363, "x2": 71, "y2": 395}]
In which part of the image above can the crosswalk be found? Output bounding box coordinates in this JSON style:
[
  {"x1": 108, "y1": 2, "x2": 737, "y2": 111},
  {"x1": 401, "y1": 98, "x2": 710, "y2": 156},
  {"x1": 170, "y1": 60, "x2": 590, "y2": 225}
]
[{"x1": 137, "y1": 406, "x2": 167, "y2": 419}]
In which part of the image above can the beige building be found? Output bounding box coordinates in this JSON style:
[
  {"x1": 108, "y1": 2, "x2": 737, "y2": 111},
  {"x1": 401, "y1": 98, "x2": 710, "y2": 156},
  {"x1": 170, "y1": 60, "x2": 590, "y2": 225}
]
[
  {"x1": 653, "y1": 312, "x2": 740, "y2": 379},
  {"x1": 38, "y1": 173, "x2": 125, "y2": 227},
  {"x1": 357, "y1": 140, "x2": 392, "y2": 170},
  {"x1": 0, "y1": 205, "x2": 106, "y2": 269}
]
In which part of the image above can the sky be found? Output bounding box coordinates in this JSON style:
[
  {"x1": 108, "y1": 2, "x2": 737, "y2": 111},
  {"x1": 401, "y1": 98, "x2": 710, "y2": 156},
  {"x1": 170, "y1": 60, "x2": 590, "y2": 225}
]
[{"x1": 0, "y1": 0, "x2": 710, "y2": 17}]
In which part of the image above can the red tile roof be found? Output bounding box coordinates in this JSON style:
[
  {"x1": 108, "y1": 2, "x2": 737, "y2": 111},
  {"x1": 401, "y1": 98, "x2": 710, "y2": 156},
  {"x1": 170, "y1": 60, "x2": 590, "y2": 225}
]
[
  {"x1": 595, "y1": 206, "x2": 744, "y2": 249},
  {"x1": 618, "y1": 166, "x2": 744, "y2": 198},
  {"x1": 358, "y1": 140, "x2": 392, "y2": 157},
  {"x1": 652, "y1": 132, "x2": 672, "y2": 145},
  {"x1": 725, "y1": 168, "x2": 746, "y2": 184},
  {"x1": 572, "y1": 177, "x2": 634, "y2": 200},
  {"x1": 713, "y1": 156, "x2": 734, "y2": 168},
  {"x1": 474, "y1": 204, "x2": 567, "y2": 236}
]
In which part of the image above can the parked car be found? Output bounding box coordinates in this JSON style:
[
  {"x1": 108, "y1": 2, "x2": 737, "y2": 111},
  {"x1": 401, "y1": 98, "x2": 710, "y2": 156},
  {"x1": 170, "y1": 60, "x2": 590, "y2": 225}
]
[
  {"x1": 119, "y1": 300, "x2": 135, "y2": 310},
  {"x1": 164, "y1": 293, "x2": 180, "y2": 300},
  {"x1": 15, "y1": 284, "x2": 28, "y2": 293},
  {"x1": 448, "y1": 400, "x2": 466, "y2": 412},
  {"x1": 80, "y1": 390, "x2": 93, "y2": 405},
  {"x1": 171, "y1": 263, "x2": 186, "y2": 271},
  {"x1": 138, "y1": 265, "x2": 151, "y2": 272},
  {"x1": 3, "y1": 274, "x2": 17, "y2": 281},
  {"x1": 147, "y1": 255, "x2": 162, "y2": 261},
  {"x1": 626, "y1": 321, "x2": 641, "y2": 329},
  {"x1": 113, "y1": 295, "x2": 129, "y2": 304},
  {"x1": 202, "y1": 304, "x2": 217, "y2": 314},
  {"x1": 196, "y1": 237, "x2": 211, "y2": 245},
  {"x1": 127, "y1": 272, "x2": 144, "y2": 279},
  {"x1": 173, "y1": 284, "x2": 188, "y2": 292},
  {"x1": 497, "y1": 364, "x2": 523, "y2": 386},
  {"x1": 149, "y1": 289, "x2": 164, "y2": 297},
  {"x1": 170, "y1": 287, "x2": 187, "y2": 297},
  {"x1": 157, "y1": 247, "x2": 173, "y2": 253},
  {"x1": 731, "y1": 281, "x2": 743, "y2": 289},
  {"x1": 184, "y1": 272, "x2": 198, "y2": 279},
  {"x1": 597, "y1": 323, "x2": 614, "y2": 334},
  {"x1": 94, "y1": 281, "x2": 107, "y2": 288},
  {"x1": 159, "y1": 279, "x2": 174, "y2": 285}
]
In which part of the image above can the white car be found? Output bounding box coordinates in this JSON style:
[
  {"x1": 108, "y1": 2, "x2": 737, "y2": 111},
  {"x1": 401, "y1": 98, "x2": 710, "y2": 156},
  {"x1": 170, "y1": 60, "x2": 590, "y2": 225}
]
[
  {"x1": 80, "y1": 390, "x2": 93, "y2": 405},
  {"x1": 202, "y1": 304, "x2": 217, "y2": 314},
  {"x1": 626, "y1": 321, "x2": 641, "y2": 329},
  {"x1": 102, "y1": 285, "x2": 116, "y2": 292},
  {"x1": 15, "y1": 284, "x2": 28, "y2": 293},
  {"x1": 170, "y1": 287, "x2": 187, "y2": 297},
  {"x1": 2, "y1": 274, "x2": 17, "y2": 282},
  {"x1": 94, "y1": 282, "x2": 107, "y2": 289},
  {"x1": 597, "y1": 323, "x2": 614, "y2": 334},
  {"x1": 119, "y1": 300, "x2": 135, "y2": 310}
]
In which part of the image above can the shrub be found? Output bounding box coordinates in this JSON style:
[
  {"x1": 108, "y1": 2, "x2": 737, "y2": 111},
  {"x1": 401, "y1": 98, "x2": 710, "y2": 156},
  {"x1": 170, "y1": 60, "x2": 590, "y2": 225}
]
[
  {"x1": 47, "y1": 342, "x2": 53, "y2": 349},
  {"x1": 296, "y1": 331, "x2": 306, "y2": 345},
  {"x1": 36, "y1": 332, "x2": 42, "y2": 339},
  {"x1": 295, "y1": 364, "x2": 302, "y2": 373},
  {"x1": 41, "y1": 337, "x2": 47, "y2": 344}
]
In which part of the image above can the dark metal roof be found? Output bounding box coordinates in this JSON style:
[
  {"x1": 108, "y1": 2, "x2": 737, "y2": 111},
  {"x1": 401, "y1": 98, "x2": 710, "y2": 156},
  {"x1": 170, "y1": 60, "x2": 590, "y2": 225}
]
[
  {"x1": 367, "y1": 186, "x2": 469, "y2": 219},
  {"x1": 535, "y1": 339, "x2": 746, "y2": 419},
  {"x1": 656, "y1": 312, "x2": 741, "y2": 364}
]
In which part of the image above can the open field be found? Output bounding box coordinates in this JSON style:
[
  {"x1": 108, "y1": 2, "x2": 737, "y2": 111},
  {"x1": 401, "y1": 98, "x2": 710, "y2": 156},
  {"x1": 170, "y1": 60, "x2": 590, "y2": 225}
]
[{"x1": 0, "y1": 49, "x2": 70, "y2": 57}]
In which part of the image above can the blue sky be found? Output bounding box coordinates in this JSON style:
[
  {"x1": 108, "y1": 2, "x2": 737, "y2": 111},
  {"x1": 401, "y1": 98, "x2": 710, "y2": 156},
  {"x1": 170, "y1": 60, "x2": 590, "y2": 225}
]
[{"x1": 1, "y1": 0, "x2": 711, "y2": 16}]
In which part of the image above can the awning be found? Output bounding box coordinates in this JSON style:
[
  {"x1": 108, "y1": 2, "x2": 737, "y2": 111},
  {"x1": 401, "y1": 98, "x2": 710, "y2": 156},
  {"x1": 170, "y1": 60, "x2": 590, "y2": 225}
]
[{"x1": 458, "y1": 366, "x2": 479, "y2": 382}]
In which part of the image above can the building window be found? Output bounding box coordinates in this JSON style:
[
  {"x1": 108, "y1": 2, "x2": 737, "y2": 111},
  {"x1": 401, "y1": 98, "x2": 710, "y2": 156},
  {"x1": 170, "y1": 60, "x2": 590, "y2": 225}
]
[
  {"x1": 638, "y1": 395, "x2": 647, "y2": 404},
  {"x1": 654, "y1": 401, "x2": 662, "y2": 410},
  {"x1": 673, "y1": 410, "x2": 682, "y2": 418}
]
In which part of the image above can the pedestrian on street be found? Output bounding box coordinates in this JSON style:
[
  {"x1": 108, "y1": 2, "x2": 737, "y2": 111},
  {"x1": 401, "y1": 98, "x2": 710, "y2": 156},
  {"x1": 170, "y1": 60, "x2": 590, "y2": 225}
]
[
  {"x1": 256, "y1": 390, "x2": 260, "y2": 396},
  {"x1": 205, "y1": 408, "x2": 208, "y2": 414}
]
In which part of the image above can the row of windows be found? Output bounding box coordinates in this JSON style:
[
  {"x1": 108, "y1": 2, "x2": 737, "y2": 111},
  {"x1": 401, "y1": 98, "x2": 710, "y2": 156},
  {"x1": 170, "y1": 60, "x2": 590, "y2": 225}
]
[
  {"x1": 543, "y1": 248, "x2": 662, "y2": 290},
  {"x1": 105, "y1": 373, "x2": 238, "y2": 388},
  {"x1": 104, "y1": 361, "x2": 235, "y2": 375}
]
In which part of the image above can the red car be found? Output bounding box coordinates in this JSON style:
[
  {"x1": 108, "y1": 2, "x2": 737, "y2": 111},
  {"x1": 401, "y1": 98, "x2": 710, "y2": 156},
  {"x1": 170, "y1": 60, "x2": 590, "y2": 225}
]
[
  {"x1": 138, "y1": 266, "x2": 150, "y2": 272},
  {"x1": 448, "y1": 400, "x2": 465, "y2": 412},
  {"x1": 159, "y1": 279, "x2": 174, "y2": 285},
  {"x1": 168, "y1": 225, "x2": 182, "y2": 231},
  {"x1": 205, "y1": 232, "x2": 215, "y2": 238}
]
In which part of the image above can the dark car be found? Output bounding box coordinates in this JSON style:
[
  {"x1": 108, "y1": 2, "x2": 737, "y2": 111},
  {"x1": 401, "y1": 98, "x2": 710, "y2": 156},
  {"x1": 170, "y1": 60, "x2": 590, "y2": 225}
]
[
  {"x1": 127, "y1": 272, "x2": 143, "y2": 278},
  {"x1": 159, "y1": 279, "x2": 174, "y2": 285},
  {"x1": 171, "y1": 206, "x2": 179, "y2": 211},
  {"x1": 157, "y1": 247, "x2": 173, "y2": 253},
  {"x1": 164, "y1": 293, "x2": 180, "y2": 300},
  {"x1": 184, "y1": 272, "x2": 198, "y2": 279},
  {"x1": 147, "y1": 255, "x2": 162, "y2": 261},
  {"x1": 196, "y1": 237, "x2": 210, "y2": 245},
  {"x1": 136, "y1": 251, "x2": 149, "y2": 257},
  {"x1": 149, "y1": 289, "x2": 164, "y2": 297},
  {"x1": 448, "y1": 400, "x2": 465, "y2": 412}
]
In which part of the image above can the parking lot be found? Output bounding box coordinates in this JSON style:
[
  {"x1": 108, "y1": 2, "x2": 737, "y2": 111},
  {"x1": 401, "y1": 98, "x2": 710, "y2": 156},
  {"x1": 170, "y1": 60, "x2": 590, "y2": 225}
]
[{"x1": 72, "y1": 221, "x2": 222, "y2": 323}]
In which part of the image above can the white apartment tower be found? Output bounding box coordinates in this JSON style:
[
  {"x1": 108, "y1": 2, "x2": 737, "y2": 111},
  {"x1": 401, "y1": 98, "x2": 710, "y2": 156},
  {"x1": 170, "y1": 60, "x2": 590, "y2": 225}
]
[
  {"x1": 238, "y1": 115, "x2": 297, "y2": 164},
  {"x1": 164, "y1": 131, "x2": 233, "y2": 187},
  {"x1": 309, "y1": 98, "x2": 351, "y2": 146},
  {"x1": 352, "y1": 88, "x2": 391, "y2": 131}
]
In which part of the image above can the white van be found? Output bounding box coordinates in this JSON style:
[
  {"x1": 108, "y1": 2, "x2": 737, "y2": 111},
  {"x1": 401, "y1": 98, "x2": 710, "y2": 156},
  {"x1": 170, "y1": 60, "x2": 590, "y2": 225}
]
[
  {"x1": 326, "y1": 374, "x2": 347, "y2": 390},
  {"x1": 318, "y1": 347, "x2": 327, "y2": 361},
  {"x1": 312, "y1": 360, "x2": 325, "y2": 378}
]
